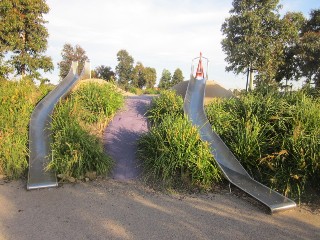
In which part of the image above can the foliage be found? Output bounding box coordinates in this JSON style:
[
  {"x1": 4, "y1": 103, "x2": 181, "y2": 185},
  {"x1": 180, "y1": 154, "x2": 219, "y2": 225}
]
[
  {"x1": 205, "y1": 91, "x2": 320, "y2": 199},
  {"x1": 297, "y1": 9, "x2": 320, "y2": 88},
  {"x1": 0, "y1": 56, "x2": 12, "y2": 78},
  {"x1": 132, "y1": 62, "x2": 146, "y2": 88},
  {"x1": 275, "y1": 12, "x2": 306, "y2": 84},
  {"x1": 143, "y1": 88, "x2": 160, "y2": 95},
  {"x1": 138, "y1": 115, "x2": 221, "y2": 188},
  {"x1": 0, "y1": 79, "x2": 52, "y2": 178},
  {"x1": 221, "y1": 0, "x2": 297, "y2": 89},
  {"x1": 158, "y1": 69, "x2": 172, "y2": 89},
  {"x1": 115, "y1": 49, "x2": 134, "y2": 87},
  {"x1": 49, "y1": 82, "x2": 124, "y2": 178},
  {"x1": 146, "y1": 90, "x2": 183, "y2": 125},
  {"x1": 131, "y1": 63, "x2": 157, "y2": 89},
  {"x1": 138, "y1": 91, "x2": 221, "y2": 188},
  {"x1": 171, "y1": 68, "x2": 184, "y2": 87},
  {"x1": 144, "y1": 67, "x2": 157, "y2": 88},
  {"x1": 94, "y1": 65, "x2": 115, "y2": 81},
  {"x1": 276, "y1": 9, "x2": 320, "y2": 88},
  {"x1": 0, "y1": 0, "x2": 53, "y2": 79},
  {"x1": 58, "y1": 43, "x2": 89, "y2": 79}
]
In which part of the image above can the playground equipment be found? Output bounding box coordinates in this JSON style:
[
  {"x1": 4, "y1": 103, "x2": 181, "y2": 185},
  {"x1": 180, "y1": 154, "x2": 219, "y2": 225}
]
[
  {"x1": 27, "y1": 61, "x2": 90, "y2": 190},
  {"x1": 183, "y1": 53, "x2": 296, "y2": 213}
]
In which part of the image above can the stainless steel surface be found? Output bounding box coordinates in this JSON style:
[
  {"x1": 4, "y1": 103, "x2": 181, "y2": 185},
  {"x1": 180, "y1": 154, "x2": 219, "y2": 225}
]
[
  {"x1": 183, "y1": 76, "x2": 296, "y2": 213},
  {"x1": 27, "y1": 61, "x2": 90, "y2": 190}
]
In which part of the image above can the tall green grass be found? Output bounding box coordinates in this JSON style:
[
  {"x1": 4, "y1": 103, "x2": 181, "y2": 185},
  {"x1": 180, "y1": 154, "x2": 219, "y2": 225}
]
[
  {"x1": 0, "y1": 80, "x2": 123, "y2": 180},
  {"x1": 146, "y1": 90, "x2": 184, "y2": 124},
  {"x1": 49, "y1": 82, "x2": 124, "y2": 179},
  {"x1": 205, "y1": 90, "x2": 320, "y2": 200},
  {"x1": 138, "y1": 91, "x2": 221, "y2": 189},
  {"x1": 0, "y1": 79, "x2": 52, "y2": 178}
]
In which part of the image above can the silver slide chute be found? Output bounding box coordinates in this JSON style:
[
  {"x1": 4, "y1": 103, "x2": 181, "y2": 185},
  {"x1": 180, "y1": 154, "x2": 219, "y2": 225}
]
[
  {"x1": 184, "y1": 53, "x2": 296, "y2": 213},
  {"x1": 27, "y1": 61, "x2": 90, "y2": 190}
]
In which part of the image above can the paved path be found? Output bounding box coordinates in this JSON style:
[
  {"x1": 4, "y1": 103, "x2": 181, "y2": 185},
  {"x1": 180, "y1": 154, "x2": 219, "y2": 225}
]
[{"x1": 104, "y1": 96, "x2": 152, "y2": 180}]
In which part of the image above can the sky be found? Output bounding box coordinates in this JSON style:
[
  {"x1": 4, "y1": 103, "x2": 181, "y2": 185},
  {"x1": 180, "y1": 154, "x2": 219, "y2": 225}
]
[{"x1": 44, "y1": 0, "x2": 320, "y2": 89}]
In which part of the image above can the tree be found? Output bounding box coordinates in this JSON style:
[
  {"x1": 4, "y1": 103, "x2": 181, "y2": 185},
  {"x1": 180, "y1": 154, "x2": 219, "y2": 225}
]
[
  {"x1": 132, "y1": 62, "x2": 146, "y2": 88},
  {"x1": 171, "y1": 68, "x2": 184, "y2": 86},
  {"x1": 303, "y1": 9, "x2": 320, "y2": 33},
  {"x1": 95, "y1": 65, "x2": 115, "y2": 81},
  {"x1": 0, "y1": 0, "x2": 53, "y2": 79},
  {"x1": 221, "y1": 0, "x2": 287, "y2": 90},
  {"x1": 297, "y1": 9, "x2": 320, "y2": 88},
  {"x1": 58, "y1": 43, "x2": 89, "y2": 79},
  {"x1": 275, "y1": 12, "x2": 306, "y2": 85},
  {"x1": 158, "y1": 69, "x2": 171, "y2": 89},
  {"x1": 115, "y1": 49, "x2": 134, "y2": 86},
  {"x1": 144, "y1": 67, "x2": 157, "y2": 88},
  {"x1": 0, "y1": 55, "x2": 12, "y2": 78}
]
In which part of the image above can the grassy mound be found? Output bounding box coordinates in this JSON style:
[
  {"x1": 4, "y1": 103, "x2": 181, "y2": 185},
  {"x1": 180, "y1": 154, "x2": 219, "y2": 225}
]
[
  {"x1": 0, "y1": 79, "x2": 123, "y2": 180},
  {"x1": 205, "y1": 90, "x2": 320, "y2": 200},
  {"x1": 0, "y1": 79, "x2": 52, "y2": 178},
  {"x1": 138, "y1": 90, "x2": 222, "y2": 189},
  {"x1": 49, "y1": 82, "x2": 124, "y2": 179}
]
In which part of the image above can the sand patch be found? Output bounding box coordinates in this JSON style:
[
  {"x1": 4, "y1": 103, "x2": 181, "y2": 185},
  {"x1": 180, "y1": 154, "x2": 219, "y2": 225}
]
[
  {"x1": 72, "y1": 78, "x2": 136, "y2": 96},
  {"x1": 172, "y1": 80, "x2": 233, "y2": 105}
]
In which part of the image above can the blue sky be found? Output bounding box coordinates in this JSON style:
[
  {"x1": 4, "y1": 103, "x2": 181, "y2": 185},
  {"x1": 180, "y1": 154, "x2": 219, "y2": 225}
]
[{"x1": 44, "y1": 0, "x2": 319, "y2": 89}]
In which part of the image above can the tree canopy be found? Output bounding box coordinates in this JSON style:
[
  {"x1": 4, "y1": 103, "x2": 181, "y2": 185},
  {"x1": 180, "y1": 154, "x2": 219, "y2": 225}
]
[
  {"x1": 222, "y1": 0, "x2": 320, "y2": 89},
  {"x1": 94, "y1": 65, "x2": 115, "y2": 81},
  {"x1": 144, "y1": 67, "x2": 157, "y2": 88},
  {"x1": 132, "y1": 62, "x2": 146, "y2": 88},
  {"x1": 221, "y1": 0, "x2": 293, "y2": 89},
  {"x1": 171, "y1": 68, "x2": 184, "y2": 86},
  {"x1": 158, "y1": 69, "x2": 172, "y2": 89},
  {"x1": 0, "y1": 0, "x2": 53, "y2": 79},
  {"x1": 297, "y1": 10, "x2": 320, "y2": 87},
  {"x1": 115, "y1": 49, "x2": 134, "y2": 86},
  {"x1": 58, "y1": 43, "x2": 89, "y2": 79}
]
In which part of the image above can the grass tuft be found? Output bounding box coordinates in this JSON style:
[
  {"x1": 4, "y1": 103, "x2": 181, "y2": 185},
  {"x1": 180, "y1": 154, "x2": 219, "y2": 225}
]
[
  {"x1": 49, "y1": 82, "x2": 124, "y2": 179},
  {"x1": 138, "y1": 90, "x2": 221, "y2": 190}
]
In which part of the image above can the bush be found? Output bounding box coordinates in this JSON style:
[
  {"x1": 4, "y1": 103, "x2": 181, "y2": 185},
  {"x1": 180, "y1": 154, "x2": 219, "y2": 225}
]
[
  {"x1": 138, "y1": 114, "x2": 221, "y2": 188},
  {"x1": 143, "y1": 88, "x2": 160, "y2": 95},
  {"x1": 146, "y1": 90, "x2": 184, "y2": 125},
  {"x1": 205, "y1": 90, "x2": 320, "y2": 200},
  {"x1": 138, "y1": 90, "x2": 221, "y2": 189},
  {"x1": 49, "y1": 82, "x2": 124, "y2": 178},
  {"x1": 0, "y1": 79, "x2": 52, "y2": 178},
  {"x1": 73, "y1": 82, "x2": 124, "y2": 133}
]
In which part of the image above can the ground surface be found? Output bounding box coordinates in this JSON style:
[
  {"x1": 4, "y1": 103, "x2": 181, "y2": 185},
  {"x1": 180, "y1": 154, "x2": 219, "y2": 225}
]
[{"x1": 0, "y1": 179, "x2": 319, "y2": 240}]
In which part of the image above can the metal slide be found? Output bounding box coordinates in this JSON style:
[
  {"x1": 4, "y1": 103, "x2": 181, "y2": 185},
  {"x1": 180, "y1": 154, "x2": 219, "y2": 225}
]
[
  {"x1": 183, "y1": 54, "x2": 296, "y2": 213},
  {"x1": 27, "y1": 61, "x2": 90, "y2": 190}
]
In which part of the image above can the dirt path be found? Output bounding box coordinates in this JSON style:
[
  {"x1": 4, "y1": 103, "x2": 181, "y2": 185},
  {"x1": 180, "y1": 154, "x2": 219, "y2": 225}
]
[
  {"x1": 104, "y1": 96, "x2": 152, "y2": 180},
  {"x1": 0, "y1": 179, "x2": 319, "y2": 240}
]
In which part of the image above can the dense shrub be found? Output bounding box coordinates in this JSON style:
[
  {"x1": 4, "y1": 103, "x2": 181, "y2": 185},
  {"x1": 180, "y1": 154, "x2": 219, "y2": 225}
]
[
  {"x1": 205, "y1": 90, "x2": 320, "y2": 199},
  {"x1": 146, "y1": 90, "x2": 184, "y2": 125},
  {"x1": 49, "y1": 82, "x2": 124, "y2": 178},
  {"x1": 0, "y1": 79, "x2": 52, "y2": 178},
  {"x1": 143, "y1": 88, "x2": 160, "y2": 95},
  {"x1": 138, "y1": 91, "x2": 221, "y2": 189}
]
